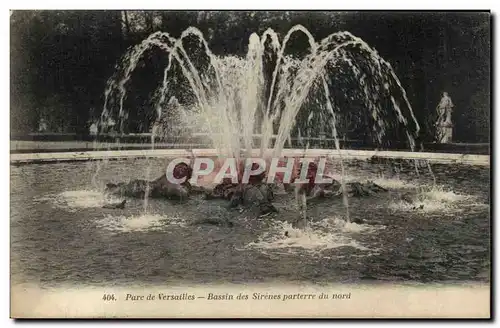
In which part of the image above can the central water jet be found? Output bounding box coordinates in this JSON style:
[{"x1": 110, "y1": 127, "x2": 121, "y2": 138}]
[{"x1": 99, "y1": 25, "x2": 421, "y2": 224}]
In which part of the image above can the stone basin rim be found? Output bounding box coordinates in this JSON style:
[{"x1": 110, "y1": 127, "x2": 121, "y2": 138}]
[{"x1": 10, "y1": 148, "x2": 490, "y2": 166}]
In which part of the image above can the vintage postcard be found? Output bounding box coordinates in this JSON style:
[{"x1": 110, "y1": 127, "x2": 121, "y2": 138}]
[{"x1": 10, "y1": 10, "x2": 491, "y2": 318}]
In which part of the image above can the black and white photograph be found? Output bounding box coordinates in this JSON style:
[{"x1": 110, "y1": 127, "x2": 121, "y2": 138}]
[{"x1": 9, "y1": 10, "x2": 491, "y2": 318}]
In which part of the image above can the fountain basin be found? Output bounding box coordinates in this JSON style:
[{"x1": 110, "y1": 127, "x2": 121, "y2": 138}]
[{"x1": 11, "y1": 156, "x2": 490, "y2": 286}]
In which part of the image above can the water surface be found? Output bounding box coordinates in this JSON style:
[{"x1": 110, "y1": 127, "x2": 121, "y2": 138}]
[{"x1": 10, "y1": 158, "x2": 490, "y2": 286}]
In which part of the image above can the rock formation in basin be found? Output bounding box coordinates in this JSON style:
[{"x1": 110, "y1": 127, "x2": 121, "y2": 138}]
[{"x1": 104, "y1": 162, "x2": 193, "y2": 200}]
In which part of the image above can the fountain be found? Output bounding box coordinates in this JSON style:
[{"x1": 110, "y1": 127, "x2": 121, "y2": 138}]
[
  {"x1": 97, "y1": 25, "x2": 422, "y2": 223},
  {"x1": 10, "y1": 23, "x2": 490, "y2": 291}
]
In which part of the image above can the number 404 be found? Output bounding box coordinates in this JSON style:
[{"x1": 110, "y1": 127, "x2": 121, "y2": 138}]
[{"x1": 102, "y1": 294, "x2": 116, "y2": 301}]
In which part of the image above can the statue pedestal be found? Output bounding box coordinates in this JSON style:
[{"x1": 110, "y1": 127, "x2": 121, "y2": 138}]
[{"x1": 437, "y1": 123, "x2": 453, "y2": 144}]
